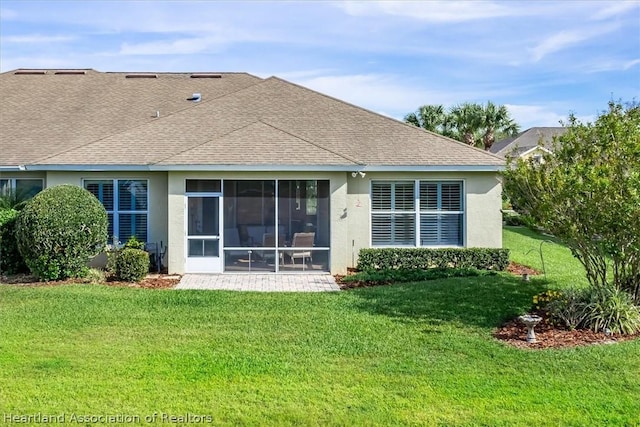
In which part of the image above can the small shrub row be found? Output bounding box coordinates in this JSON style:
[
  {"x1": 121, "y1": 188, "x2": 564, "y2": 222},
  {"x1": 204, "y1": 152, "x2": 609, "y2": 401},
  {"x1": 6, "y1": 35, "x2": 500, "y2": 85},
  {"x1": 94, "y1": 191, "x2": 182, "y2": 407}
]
[
  {"x1": 340, "y1": 267, "x2": 493, "y2": 287},
  {"x1": 535, "y1": 286, "x2": 640, "y2": 335},
  {"x1": 357, "y1": 247, "x2": 509, "y2": 272}
]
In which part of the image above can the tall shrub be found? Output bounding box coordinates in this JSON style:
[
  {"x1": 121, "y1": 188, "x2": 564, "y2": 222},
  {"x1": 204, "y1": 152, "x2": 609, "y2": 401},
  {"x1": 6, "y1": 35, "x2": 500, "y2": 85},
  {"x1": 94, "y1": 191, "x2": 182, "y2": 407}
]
[
  {"x1": 504, "y1": 101, "x2": 640, "y2": 303},
  {"x1": 16, "y1": 185, "x2": 108, "y2": 281}
]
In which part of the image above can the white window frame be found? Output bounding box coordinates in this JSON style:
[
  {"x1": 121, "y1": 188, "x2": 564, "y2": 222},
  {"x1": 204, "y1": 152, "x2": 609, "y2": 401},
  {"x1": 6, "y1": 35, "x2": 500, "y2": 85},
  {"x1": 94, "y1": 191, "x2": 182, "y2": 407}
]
[
  {"x1": 83, "y1": 178, "x2": 149, "y2": 244},
  {"x1": 418, "y1": 180, "x2": 465, "y2": 247},
  {"x1": 370, "y1": 180, "x2": 465, "y2": 248},
  {"x1": 370, "y1": 181, "x2": 416, "y2": 247}
]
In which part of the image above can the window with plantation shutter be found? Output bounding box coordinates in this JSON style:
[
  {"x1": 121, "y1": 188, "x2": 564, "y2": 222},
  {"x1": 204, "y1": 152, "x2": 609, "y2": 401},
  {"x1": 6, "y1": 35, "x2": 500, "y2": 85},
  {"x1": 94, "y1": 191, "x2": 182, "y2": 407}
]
[
  {"x1": 371, "y1": 180, "x2": 464, "y2": 247},
  {"x1": 85, "y1": 179, "x2": 148, "y2": 243},
  {"x1": 419, "y1": 181, "x2": 463, "y2": 246},
  {"x1": 371, "y1": 181, "x2": 416, "y2": 246}
]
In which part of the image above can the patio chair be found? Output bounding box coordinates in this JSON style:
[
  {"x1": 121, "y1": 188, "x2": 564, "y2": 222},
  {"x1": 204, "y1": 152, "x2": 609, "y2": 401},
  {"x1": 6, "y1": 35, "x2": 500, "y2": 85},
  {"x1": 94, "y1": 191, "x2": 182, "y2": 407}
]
[
  {"x1": 285, "y1": 232, "x2": 315, "y2": 268},
  {"x1": 262, "y1": 233, "x2": 285, "y2": 265}
]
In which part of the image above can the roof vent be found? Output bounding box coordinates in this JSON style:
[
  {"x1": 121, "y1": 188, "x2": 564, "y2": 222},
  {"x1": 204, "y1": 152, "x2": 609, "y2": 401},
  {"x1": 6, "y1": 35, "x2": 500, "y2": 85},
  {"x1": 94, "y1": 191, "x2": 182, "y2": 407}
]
[
  {"x1": 14, "y1": 70, "x2": 47, "y2": 75},
  {"x1": 125, "y1": 74, "x2": 158, "y2": 79},
  {"x1": 187, "y1": 93, "x2": 202, "y2": 102},
  {"x1": 54, "y1": 70, "x2": 87, "y2": 75},
  {"x1": 190, "y1": 73, "x2": 222, "y2": 79}
]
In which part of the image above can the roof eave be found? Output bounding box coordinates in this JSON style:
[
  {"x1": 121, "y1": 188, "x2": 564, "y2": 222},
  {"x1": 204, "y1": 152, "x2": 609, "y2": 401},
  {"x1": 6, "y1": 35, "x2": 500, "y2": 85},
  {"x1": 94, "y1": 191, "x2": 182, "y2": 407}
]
[
  {"x1": 22, "y1": 163, "x2": 504, "y2": 172},
  {"x1": 0, "y1": 165, "x2": 27, "y2": 171}
]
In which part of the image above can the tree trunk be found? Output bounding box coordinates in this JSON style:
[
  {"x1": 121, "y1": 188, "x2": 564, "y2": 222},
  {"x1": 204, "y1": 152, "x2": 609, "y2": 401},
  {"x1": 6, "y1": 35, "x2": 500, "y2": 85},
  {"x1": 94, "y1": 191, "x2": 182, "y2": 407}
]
[{"x1": 483, "y1": 130, "x2": 495, "y2": 151}]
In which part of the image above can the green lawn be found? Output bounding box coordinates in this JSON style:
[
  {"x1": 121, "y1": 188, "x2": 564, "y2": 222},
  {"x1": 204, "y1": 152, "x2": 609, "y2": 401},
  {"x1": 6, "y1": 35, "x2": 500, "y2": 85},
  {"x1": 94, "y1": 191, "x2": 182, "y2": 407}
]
[
  {"x1": 503, "y1": 225, "x2": 589, "y2": 287},
  {"x1": 0, "y1": 228, "x2": 638, "y2": 426}
]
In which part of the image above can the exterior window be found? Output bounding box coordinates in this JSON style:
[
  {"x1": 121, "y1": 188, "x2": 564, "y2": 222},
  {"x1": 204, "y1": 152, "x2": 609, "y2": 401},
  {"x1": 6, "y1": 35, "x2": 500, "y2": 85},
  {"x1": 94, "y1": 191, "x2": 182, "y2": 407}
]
[
  {"x1": 371, "y1": 180, "x2": 464, "y2": 247},
  {"x1": 371, "y1": 181, "x2": 416, "y2": 246},
  {"x1": 84, "y1": 179, "x2": 148, "y2": 243},
  {"x1": 0, "y1": 178, "x2": 43, "y2": 198},
  {"x1": 419, "y1": 182, "x2": 463, "y2": 246}
]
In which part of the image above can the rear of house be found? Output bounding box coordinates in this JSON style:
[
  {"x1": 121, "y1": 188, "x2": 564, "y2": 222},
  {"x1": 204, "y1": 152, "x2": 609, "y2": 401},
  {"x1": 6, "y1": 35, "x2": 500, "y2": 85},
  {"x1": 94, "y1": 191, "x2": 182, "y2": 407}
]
[{"x1": 0, "y1": 69, "x2": 504, "y2": 275}]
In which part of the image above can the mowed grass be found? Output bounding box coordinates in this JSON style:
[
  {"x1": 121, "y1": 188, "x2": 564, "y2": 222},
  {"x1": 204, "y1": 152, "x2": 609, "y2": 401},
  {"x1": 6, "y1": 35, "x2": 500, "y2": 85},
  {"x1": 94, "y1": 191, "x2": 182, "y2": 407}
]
[
  {"x1": 503, "y1": 225, "x2": 589, "y2": 287},
  {"x1": 0, "y1": 229, "x2": 638, "y2": 425}
]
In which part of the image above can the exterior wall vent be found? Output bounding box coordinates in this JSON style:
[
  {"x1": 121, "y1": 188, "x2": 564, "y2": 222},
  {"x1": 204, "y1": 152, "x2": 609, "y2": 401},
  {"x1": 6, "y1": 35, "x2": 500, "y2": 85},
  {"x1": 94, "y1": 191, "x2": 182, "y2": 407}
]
[
  {"x1": 14, "y1": 70, "x2": 47, "y2": 75},
  {"x1": 187, "y1": 93, "x2": 202, "y2": 102},
  {"x1": 190, "y1": 74, "x2": 222, "y2": 78},
  {"x1": 54, "y1": 70, "x2": 87, "y2": 75},
  {"x1": 125, "y1": 74, "x2": 158, "y2": 79}
]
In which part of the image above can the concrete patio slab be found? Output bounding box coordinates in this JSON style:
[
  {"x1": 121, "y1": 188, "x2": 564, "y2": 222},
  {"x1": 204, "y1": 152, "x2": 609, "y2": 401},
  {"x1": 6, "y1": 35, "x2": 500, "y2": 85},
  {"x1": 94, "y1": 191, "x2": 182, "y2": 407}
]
[{"x1": 175, "y1": 274, "x2": 340, "y2": 292}]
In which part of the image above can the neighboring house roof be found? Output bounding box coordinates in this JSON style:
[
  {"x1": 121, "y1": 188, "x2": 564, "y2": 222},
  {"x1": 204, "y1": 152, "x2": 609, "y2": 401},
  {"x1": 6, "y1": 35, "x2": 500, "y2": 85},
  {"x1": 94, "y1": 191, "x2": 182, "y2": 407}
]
[
  {"x1": 490, "y1": 127, "x2": 567, "y2": 158},
  {"x1": 1, "y1": 69, "x2": 504, "y2": 171}
]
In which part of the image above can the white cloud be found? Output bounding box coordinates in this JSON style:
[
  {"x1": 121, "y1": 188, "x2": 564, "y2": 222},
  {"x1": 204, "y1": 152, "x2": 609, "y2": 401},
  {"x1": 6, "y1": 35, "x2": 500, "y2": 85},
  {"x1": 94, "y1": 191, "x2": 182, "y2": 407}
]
[
  {"x1": 3, "y1": 34, "x2": 75, "y2": 43},
  {"x1": 506, "y1": 104, "x2": 595, "y2": 129},
  {"x1": 530, "y1": 24, "x2": 618, "y2": 62},
  {"x1": 295, "y1": 74, "x2": 450, "y2": 117},
  {"x1": 338, "y1": 0, "x2": 519, "y2": 22},
  {"x1": 591, "y1": 0, "x2": 640, "y2": 20},
  {"x1": 120, "y1": 36, "x2": 227, "y2": 56},
  {"x1": 585, "y1": 58, "x2": 640, "y2": 73},
  {"x1": 0, "y1": 7, "x2": 18, "y2": 19},
  {"x1": 293, "y1": 73, "x2": 516, "y2": 120}
]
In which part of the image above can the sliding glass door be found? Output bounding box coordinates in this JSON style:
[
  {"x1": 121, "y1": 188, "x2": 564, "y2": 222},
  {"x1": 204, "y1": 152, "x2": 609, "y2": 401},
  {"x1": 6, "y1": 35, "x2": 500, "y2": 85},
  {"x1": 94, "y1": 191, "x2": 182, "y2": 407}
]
[{"x1": 222, "y1": 179, "x2": 330, "y2": 272}]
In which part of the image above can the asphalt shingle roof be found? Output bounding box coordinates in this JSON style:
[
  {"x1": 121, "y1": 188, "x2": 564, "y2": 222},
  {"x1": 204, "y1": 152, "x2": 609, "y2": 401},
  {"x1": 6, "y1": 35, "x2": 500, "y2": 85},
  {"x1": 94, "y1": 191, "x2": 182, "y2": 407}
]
[
  {"x1": 1, "y1": 69, "x2": 504, "y2": 170},
  {"x1": 490, "y1": 127, "x2": 568, "y2": 157}
]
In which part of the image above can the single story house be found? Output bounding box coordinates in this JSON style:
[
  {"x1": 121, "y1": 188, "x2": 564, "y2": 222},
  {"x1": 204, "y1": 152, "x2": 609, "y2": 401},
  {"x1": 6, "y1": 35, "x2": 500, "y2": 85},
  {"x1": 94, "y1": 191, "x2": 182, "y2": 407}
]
[
  {"x1": 490, "y1": 127, "x2": 568, "y2": 160},
  {"x1": 1, "y1": 69, "x2": 505, "y2": 275}
]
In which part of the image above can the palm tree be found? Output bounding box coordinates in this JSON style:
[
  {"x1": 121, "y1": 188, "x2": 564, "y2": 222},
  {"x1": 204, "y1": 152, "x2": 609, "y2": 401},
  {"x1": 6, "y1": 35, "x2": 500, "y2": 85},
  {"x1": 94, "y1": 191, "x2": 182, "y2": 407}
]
[
  {"x1": 449, "y1": 103, "x2": 483, "y2": 146},
  {"x1": 404, "y1": 104, "x2": 455, "y2": 137},
  {"x1": 480, "y1": 101, "x2": 520, "y2": 151}
]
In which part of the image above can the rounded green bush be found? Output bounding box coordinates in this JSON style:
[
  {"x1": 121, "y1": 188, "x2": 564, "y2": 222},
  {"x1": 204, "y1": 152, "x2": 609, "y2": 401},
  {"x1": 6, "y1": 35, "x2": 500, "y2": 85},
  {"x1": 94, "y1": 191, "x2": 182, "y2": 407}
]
[
  {"x1": 114, "y1": 248, "x2": 149, "y2": 282},
  {"x1": 16, "y1": 184, "x2": 108, "y2": 281}
]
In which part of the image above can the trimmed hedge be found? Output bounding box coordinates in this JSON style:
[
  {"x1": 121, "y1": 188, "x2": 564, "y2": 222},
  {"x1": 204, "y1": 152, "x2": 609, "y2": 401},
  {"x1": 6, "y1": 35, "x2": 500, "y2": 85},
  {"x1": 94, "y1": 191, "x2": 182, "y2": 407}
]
[
  {"x1": 16, "y1": 184, "x2": 108, "y2": 281},
  {"x1": 0, "y1": 209, "x2": 28, "y2": 275},
  {"x1": 340, "y1": 267, "x2": 492, "y2": 287},
  {"x1": 357, "y1": 247, "x2": 510, "y2": 271},
  {"x1": 114, "y1": 248, "x2": 149, "y2": 282}
]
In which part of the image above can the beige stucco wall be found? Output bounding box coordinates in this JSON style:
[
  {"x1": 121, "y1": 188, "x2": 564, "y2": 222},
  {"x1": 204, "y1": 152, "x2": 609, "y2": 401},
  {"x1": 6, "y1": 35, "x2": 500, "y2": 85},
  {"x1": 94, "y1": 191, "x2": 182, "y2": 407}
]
[
  {"x1": 44, "y1": 171, "x2": 169, "y2": 249},
  {"x1": 346, "y1": 171, "x2": 503, "y2": 268},
  {"x1": 167, "y1": 171, "x2": 348, "y2": 275},
  {"x1": 18, "y1": 170, "x2": 501, "y2": 275},
  {"x1": 0, "y1": 171, "x2": 47, "y2": 182}
]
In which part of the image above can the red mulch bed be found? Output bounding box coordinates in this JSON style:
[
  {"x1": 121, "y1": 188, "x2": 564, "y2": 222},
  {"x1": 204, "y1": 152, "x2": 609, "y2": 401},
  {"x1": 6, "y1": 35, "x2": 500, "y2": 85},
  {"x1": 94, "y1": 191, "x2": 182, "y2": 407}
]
[
  {"x1": 494, "y1": 311, "x2": 640, "y2": 349},
  {"x1": 1, "y1": 273, "x2": 180, "y2": 289},
  {"x1": 506, "y1": 261, "x2": 540, "y2": 276},
  {"x1": 498, "y1": 262, "x2": 640, "y2": 349}
]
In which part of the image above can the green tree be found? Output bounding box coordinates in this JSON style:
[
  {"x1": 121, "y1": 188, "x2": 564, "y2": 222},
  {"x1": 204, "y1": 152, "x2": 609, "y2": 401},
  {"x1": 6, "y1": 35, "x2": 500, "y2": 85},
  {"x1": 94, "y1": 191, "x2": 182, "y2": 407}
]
[
  {"x1": 503, "y1": 101, "x2": 640, "y2": 302},
  {"x1": 405, "y1": 101, "x2": 518, "y2": 150},
  {"x1": 480, "y1": 101, "x2": 520, "y2": 151},
  {"x1": 404, "y1": 104, "x2": 453, "y2": 137},
  {"x1": 449, "y1": 102, "x2": 483, "y2": 146}
]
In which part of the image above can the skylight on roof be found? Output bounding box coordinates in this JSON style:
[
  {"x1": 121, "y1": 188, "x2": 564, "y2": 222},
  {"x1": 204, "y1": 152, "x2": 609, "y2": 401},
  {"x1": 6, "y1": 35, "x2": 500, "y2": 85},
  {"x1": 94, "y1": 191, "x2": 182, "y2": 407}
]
[
  {"x1": 190, "y1": 74, "x2": 222, "y2": 78},
  {"x1": 14, "y1": 70, "x2": 47, "y2": 75},
  {"x1": 125, "y1": 74, "x2": 158, "y2": 79}
]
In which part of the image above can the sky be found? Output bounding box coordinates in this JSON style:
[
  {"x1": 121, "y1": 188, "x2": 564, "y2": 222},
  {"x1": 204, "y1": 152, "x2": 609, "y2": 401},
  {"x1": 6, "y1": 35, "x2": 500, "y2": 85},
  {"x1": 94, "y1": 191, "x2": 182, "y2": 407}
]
[{"x1": 1, "y1": 0, "x2": 639, "y2": 129}]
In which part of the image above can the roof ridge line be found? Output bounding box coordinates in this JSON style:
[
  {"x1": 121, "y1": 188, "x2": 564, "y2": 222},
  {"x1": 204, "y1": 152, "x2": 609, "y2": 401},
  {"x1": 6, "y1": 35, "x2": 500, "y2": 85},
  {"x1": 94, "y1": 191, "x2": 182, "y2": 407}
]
[
  {"x1": 31, "y1": 76, "x2": 266, "y2": 164},
  {"x1": 152, "y1": 120, "x2": 265, "y2": 164},
  {"x1": 266, "y1": 76, "x2": 506, "y2": 163},
  {"x1": 258, "y1": 119, "x2": 364, "y2": 166}
]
